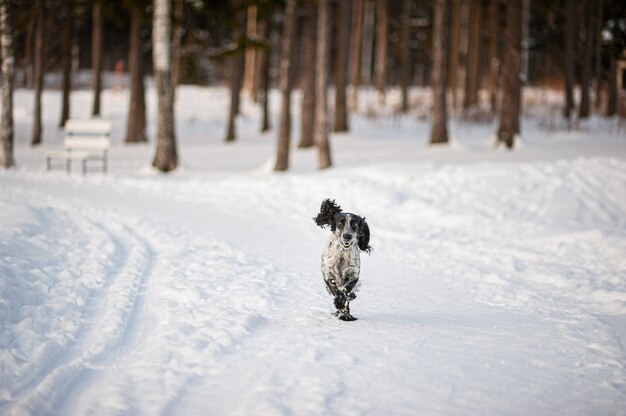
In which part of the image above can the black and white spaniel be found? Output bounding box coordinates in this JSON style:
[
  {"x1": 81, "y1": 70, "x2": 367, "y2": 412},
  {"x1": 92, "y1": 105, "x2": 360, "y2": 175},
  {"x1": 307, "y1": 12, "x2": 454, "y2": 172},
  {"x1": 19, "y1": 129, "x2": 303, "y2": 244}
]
[{"x1": 314, "y1": 199, "x2": 372, "y2": 321}]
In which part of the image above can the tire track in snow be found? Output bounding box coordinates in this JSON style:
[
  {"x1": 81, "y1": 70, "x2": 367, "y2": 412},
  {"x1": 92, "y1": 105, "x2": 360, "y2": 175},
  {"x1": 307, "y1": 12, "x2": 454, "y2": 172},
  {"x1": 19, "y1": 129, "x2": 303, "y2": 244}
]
[
  {"x1": 48, "y1": 219, "x2": 156, "y2": 415},
  {"x1": 0, "y1": 187, "x2": 155, "y2": 415}
]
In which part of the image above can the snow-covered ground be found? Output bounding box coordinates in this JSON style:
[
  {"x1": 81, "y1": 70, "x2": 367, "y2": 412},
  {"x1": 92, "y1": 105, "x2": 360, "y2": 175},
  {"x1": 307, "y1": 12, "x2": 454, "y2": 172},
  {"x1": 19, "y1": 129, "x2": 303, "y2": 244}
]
[{"x1": 1, "y1": 85, "x2": 626, "y2": 415}]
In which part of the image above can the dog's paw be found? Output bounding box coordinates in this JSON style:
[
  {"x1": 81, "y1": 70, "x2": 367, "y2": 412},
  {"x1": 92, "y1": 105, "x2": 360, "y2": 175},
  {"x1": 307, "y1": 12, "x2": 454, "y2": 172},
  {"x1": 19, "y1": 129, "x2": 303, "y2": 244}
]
[
  {"x1": 334, "y1": 293, "x2": 346, "y2": 309},
  {"x1": 338, "y1": 311, "x2": 358, "y2": 321}
]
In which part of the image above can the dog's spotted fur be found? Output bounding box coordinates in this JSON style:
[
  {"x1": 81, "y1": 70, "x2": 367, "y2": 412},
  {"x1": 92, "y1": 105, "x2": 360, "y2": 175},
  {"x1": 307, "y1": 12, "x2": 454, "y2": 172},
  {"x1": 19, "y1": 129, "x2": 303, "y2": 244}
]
[{"x1": 314, "y1": 199, "x2": 371, "y2": 321}]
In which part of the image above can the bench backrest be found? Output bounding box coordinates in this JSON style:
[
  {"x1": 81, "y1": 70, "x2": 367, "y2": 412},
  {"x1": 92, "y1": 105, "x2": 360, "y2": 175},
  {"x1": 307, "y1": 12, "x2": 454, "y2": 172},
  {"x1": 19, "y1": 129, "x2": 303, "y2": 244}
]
[{"x1": 64, "y1": 119, "x2": 112, "y2": 151}]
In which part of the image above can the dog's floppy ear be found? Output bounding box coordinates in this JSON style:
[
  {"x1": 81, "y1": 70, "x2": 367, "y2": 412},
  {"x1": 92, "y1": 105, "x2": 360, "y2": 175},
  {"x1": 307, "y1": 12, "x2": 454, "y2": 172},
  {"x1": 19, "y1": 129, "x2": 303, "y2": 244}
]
[
  {"x1": 358, "y1": 217, "x2": 372, "y2": 254},
  {"x1": 313, "y1": 199, "x2": 343, "y2": 231}
]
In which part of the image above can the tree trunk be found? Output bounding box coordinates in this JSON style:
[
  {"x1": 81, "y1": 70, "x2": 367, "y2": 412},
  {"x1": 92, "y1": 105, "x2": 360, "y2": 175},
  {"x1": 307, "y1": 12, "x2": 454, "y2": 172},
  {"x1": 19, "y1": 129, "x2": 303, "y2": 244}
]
[
  {"x1": 152, "y1": 0, "x2": 177, "y2": 172},
  {"x1": 399, "y1": 0, "x2": 411, "y2": 113},
  {"x1": 91, "y1": 1, "x2": 103, "y2": 117},
  {"x1": 578, "y1": 0, "x2": 594, "y2": 119},
  {"x1": 563, "y1": 0, "x2": 576, "y2": 120},
  {"x1": 448, "y1": 0, "x2": 461, "y2": 111},
  {"x1": 171, "y1": 0, "x2": 183, "y2": 95},
  {"x1": 59, "y1": 0, "x2": 72, "y2": 128},
  {"x1": 607, "y1": 54, "x2": 617, "y2": 116},
  {"x1": 362, "y1": 0, "x2": 375, "y2": 86},
  {"x1": 31, "y1": 0, "x2": 43, "y2": 146},
  {"x1": 1, "y1": 0, "x2": 15, "y2": 168},
  {"x1": 488, "y1": 0, "x2": 499, "y2": 115},
  {"x1": 274, "y1": 0, "x2": 296, "y2": 172},
  {"x1": 593, "y1": 0, "x2": 603, "y2": 112},
  {"x1": 497, "y1": 0, "x2": 522, "y2": 149},
  {"x1": 375, "y1": 0, "x2": 388, "y2": 106},
  {"x1": 299, "y1": 0, "x2": 316, "y2": 148},
  {"x1": 430, "y1": 0, "x2": 449, "y2": 145},
  {"x1": 315, "y1": 0, "x2": 332, "y2": 169},
  {"x1": 334, "y1": 0, "x2": 351, "y2": 132},
  {"x1": 244, "y1": 4, "x2": 258, "y2": 101},
  {"x1": 225, "y1": 7, "x2": 245, "y2": 142},
  {"x1": 23, "y1": 14, "x2": 34, "y2": 88},
  {"x1": 349, "y1": 0, "x2": 364, "y2": 111},
  {"x1": 126, "y1": 3, "x2": 147, "y2": 143},
  {"x1": 464, "y1": 0, "x2": 481, "y2": 110},
  {"x1": 259, "y1": 18, "x2": 271, "y2": 133}
]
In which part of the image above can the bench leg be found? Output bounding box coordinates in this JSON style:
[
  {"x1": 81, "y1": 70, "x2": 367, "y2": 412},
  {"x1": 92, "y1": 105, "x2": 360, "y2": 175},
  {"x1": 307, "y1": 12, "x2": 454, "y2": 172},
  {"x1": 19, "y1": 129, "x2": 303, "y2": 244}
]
[
  {"x1": 82, "y1": 159, "x2": 87, "y2": 175},
  {"x1": 46, "y1": 156, "x2": 51, "y2": 171},
  {"x1": 66, "y1": 158, "x2": 71, "y2": 174}
]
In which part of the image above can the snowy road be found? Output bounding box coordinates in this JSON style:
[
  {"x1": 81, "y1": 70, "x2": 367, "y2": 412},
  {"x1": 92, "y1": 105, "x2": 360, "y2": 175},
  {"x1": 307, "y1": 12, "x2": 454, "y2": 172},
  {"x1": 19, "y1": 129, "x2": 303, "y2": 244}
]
[{"x1": 2, "y1": 157, "x2": 626, "y2": 415}]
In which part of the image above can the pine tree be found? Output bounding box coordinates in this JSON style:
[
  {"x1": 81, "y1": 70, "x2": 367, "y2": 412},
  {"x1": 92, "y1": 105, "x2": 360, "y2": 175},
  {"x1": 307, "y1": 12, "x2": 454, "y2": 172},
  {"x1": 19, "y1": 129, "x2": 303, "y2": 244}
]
[
  {"x1": 334, "y1": 0, "x2": 351, "y2": 132},
  {"x1": 298, "y1": 0, "x2": 316, "y2": 148},
  {"x1": 126, "y1": 2, "x2": 147, "y2": 143},
  {"x1": 91, "y1": 1, "x2": 103, "y2": 117},
  {"x1": 375, "y1": 0, "x2": 388, "y2": 106},
  {"x1": 497, "y1": 0, "x2": 522, "y2": 148},
  {"x1": 349, "y1": 0, "x2": 364, "y2": 111},
  {"x1": 315, "y1": 0, "x2": 332, "y2": 169},
  {"x1": 59, "y1": 1, "x2": 72, "y2": 128},
  {"x1": 31, "y1": 0, "x2": 44, "y2": 146},
  {"x1": 399, "y1": 0, "x2": 411, "y2": 113},
  {"x1": 563, "y1": 0, "x2": 576, "y2": 120},
  {"x1": 225, "y1": 4, "x2": 245, "y2": 142},
  {"x1": 578, "y1": 0, "x2": 594, "y2": 119},
  {"x1": 274, "y1": 0, "x2": 297, "y2": 171},
  {"x1": 430, "y1": 0, "x2": 450, "y2": 145}
]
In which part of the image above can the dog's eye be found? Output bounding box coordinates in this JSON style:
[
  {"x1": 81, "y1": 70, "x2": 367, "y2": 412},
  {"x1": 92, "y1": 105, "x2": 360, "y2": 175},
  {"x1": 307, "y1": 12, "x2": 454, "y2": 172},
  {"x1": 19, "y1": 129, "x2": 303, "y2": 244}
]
[{"x1": 350, "y1": 219, "x2": 357, "y2": 229}]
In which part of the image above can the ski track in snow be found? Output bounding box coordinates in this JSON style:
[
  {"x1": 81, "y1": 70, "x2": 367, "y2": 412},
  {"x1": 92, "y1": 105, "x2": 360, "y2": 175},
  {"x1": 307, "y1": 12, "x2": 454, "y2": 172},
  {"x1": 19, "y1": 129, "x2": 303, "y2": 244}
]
[{"x1": 1, "y1": 157, "x2": 626, "y2": 415}]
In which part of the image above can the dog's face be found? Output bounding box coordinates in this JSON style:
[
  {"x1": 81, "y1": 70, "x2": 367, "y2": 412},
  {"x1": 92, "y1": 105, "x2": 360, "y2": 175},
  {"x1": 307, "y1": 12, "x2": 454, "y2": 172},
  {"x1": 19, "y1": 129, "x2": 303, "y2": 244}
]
[
  {"x1": 313, "y1": 199, "x2": 371, "y2": 253},
  {"x1": 334, "y1": 213, "x2": 360, "y2": 249}
]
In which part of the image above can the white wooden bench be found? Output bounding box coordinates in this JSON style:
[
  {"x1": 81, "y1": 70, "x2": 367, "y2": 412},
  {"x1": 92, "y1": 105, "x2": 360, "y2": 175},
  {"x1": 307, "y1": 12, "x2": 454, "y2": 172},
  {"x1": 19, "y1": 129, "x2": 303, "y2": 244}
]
[{"x1": 46, "y1": 119, "x2": 112, "y2": 174}]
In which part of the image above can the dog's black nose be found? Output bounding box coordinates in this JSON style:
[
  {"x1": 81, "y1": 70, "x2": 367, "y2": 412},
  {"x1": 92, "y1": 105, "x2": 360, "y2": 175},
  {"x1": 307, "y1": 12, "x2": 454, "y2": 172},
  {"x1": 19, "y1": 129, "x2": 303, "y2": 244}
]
[{"x1": 343, "y1": 234, "x2": 352, "y2": 241}]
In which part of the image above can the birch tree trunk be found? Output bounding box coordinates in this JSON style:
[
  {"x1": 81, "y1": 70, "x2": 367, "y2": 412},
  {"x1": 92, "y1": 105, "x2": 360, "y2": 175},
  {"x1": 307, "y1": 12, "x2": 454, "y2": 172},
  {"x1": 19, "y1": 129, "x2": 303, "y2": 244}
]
[
  {"x1": 0, "y1": 0, "x2": 15, "y2": 168},
  {"x1": 126, "y1": 3, "x2": 147, "y2": 143},
  {"x1": 91, "y1": 1, "x2": 103, "y2": 117},
  {"x1": 31, "y1": 0, "x2": 43, "y2": 146},
  {"x1": 334, "y1": 0, "x2": 351, "y2": 132},
  {"x1": 298, "y1": 0, "x2": 316, "y2": 148},
  {"x1": 430, "y1": 0, "x2": 449, "y2": 145},
  {"x1": 274, "y1": 0, "x2": 296, "y2": 172},
  {"x1": 59, "y1": 1, "x2": 72, "y2": 128},
  {"x1": 315, "y1": 0, "x2": 332, "y2": 169},
  {"x1": 152, "y1": 0, "x2": 177, "y2": 172},
  {"x1": 497, "y1": 0, "x2": 522, "y2": 149}
]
